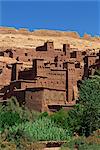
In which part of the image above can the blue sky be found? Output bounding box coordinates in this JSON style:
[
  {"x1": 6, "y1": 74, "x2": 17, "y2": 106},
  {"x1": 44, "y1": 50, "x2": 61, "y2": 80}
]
[{"x1": 0, "y1": 0, "x2": 100, "y2": 36}]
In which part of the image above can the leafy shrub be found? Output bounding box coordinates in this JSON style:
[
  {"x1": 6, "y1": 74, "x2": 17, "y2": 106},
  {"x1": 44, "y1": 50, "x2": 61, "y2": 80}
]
[
  {"x1": 24, "y1": 117, "x2": 71, "y2": 141},
  {"x1": 63, "y1": 76, "x2": 100, "y2": 137},
  {"x1": 78, "y1": 76, "x2": 100, "y2": 136},
  {"x1": 0, "y1": 111, "x2": 22, "y2": 132},
  {"x1": 50, "y1": 109, "x2": 70, "y2": 129},
  {"x1": 39, "y1": 111, "x2": 48, "y2": 118},
  {"x1": 23, "y1": 117, "x2": 70, "y2": 141},
  {"x1": 7, "y1": 117, "x2": 71, "y2": 142},
  {"x1": 0, "y1": 97, "x2": 40, "y2": 131}
]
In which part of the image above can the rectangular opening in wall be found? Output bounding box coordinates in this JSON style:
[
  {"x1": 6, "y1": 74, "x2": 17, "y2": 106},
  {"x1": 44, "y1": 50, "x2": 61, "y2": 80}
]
[
  {"x1": 70, "y1": 51, "x2": 76, "y2": 58},
  {"x1": 75, "y1": 63, "x2": 80, "y2": 68},
  {"x1": 0, "y1": 52, "x2": 4, "y2": 56},
  {"x1": 25, "y1": 53, "x2": 28, "y2": 56},
  {"x1": 48, "y1": 105, "x2": 62, "y2": 112}
]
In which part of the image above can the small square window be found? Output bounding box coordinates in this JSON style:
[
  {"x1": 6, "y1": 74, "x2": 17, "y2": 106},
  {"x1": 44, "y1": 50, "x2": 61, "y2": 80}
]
[{"x1": 25, "y1": 53, "x2": 28, "y2": 56}]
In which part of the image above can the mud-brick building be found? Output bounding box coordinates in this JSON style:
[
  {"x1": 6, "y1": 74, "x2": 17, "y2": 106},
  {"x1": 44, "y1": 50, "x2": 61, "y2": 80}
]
[{"x1": 0, "y1": 41, "x2": 99, "y2": 112}]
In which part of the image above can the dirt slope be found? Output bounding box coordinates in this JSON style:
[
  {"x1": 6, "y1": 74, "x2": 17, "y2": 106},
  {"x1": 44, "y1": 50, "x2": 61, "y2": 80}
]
[{"x1": 0, "y1": 27, "x2": 100, "y2": 51}]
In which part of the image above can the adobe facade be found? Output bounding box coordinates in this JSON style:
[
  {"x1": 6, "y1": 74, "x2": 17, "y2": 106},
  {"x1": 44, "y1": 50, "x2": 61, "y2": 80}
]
[{"x1": 0, "y1": 41, "x2": 100, "y2": 112}]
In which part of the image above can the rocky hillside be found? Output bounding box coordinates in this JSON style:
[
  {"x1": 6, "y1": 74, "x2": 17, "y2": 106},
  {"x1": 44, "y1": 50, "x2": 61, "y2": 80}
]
[{"x1": 0, "y1": 27, "x2": 100, "y2": 51}]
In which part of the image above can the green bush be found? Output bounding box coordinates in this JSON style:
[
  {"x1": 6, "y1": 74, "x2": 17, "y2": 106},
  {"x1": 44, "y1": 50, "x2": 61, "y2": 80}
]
[
  {"x1": 39, "y1": 111, "x2": 48, "y2": 118},
  {"x1": 0, "y1": 111, "x2": 22, "y2": 131},
  {"x1": 0, "y1": 97, "x2": 39, "y2": 131},
  {"x1": 50, "y1": 109, "x2": 69, "y2": 129},
  {"x1": 7, "y1": 117, "x2": 71, "y2": 142},
  {"x1": 78, "y1": 76, "x2": 100, "y2": 136},
  {"x1": 63, "y1": 76, "x2": 100, "y2": 136},
  {"x1": 24, "y1": 118, "x2": 70, "y2": 141},
  {"x1": 23, "y1": 117, "x2": 71, "y2": 141}
]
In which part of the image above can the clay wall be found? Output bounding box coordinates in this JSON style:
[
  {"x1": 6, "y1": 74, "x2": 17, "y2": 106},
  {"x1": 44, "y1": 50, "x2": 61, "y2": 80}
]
[
  {"x1": 25, "y1": 89, "x2": 43, "y2": 112},
  {"x1": 21, "y1": 81, "x2": 37, "y2": 89},
  {"x1": 11, "y1": 63, "x2": 23, "y2": 81},
  {"x1": 45, "y1": 41, "x2": 54, "y2": 51},
  {"x1": 11, "y1": 62, "x2": 33, "y2": 81},
  {"x1": 63, "y1": 44, "x2": 70, "y2": 56},
  {"x1": 76, "y1": 51, "x2": 83, "y2": 62},
  {"x1": 43, "y1": 89, "x2": 66, "y2": 106},
  {"x1": 36, "y1": 41, "x2": 54, "y2": 52},
  {"x1": 70, "y1": 51, "x2": 82, "y2": 62},
  {"x1": 12, "y1": 48, "x2": 36, "y2": 62},
  {"x1": 9, "y1": 80, "x2": 37, "y2": 91},
  {"x1": 75, "y1": 62, "x2": 84, "y2": 80},
  {"x1": 46, "y1": 69, "x2": 66, "y2": 90},
  {"x1": 33, "y1": 59, "x2": 46, "y2": 77},
  {"x1": 37, "y1": 59, "x2": 46, "y2": 77},
  {"x1": 66, "y1": 62, "x2": 77, "y2": 102},
  {"x1": 0, "y1": 63, "x2": 12, "y2": 87},
  {"x1": 36, "y1": 49, "x2": 57, "y2": 60},
  {"x1": 25, "y1": 88, "x2": 66, "y2": 112},
  {"x1": 2, "y1": 48, "x2": 37, "y2": 62},
  {"x1": 87, "y1": 56, "x2": 96, "y2": 67},
  {"x1": 83, "y1": 55, "x2": 97, "y2": 78}
]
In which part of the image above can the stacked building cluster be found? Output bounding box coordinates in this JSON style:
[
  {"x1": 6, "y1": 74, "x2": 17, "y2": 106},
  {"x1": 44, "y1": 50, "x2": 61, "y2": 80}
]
[{"x1": 0, "y1": 41, "x2": 100, "y2": 112}]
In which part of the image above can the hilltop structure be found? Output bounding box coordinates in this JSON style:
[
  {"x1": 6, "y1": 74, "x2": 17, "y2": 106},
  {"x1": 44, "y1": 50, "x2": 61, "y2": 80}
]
[{"x1": 0, "y1": 39, "x2": 100, "y2": 112}]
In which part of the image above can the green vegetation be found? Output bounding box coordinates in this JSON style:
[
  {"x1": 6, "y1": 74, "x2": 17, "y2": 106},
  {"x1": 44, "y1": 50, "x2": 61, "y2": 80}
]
[
  {"x1": 61, "y1": 137, "x2": 100, "y2": 150},
  {"x1": 94, "y1": 69, "x2": 100, "y2": 76},
  {"x1": 0, "y1": 97, "x2": 39, "y2": 133},
  {"x1": 7, "y1": 118, "x2": 70, "y2": 143},
  {"x1": 61, "y1": 130, "x2": 100, "y2": 150},
  {"x1": 0, "y1": 97, "x2": 71, "y2": 149},
  {"x1": 78, "y1": 76, "x2": 100, "y2": 136},
  {"x1": 50, "y1": 76, "x2": 100, "y2": 136},
  {"x1": 23, "y1": 118, "x2": 70, "y2": 141},
  {"x1": 0, "y1": 74, "x2": 100, "y2": 149}
]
